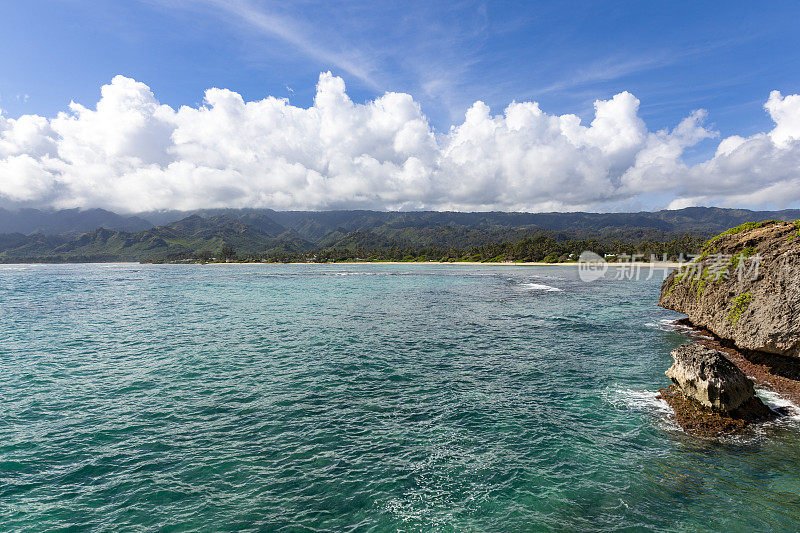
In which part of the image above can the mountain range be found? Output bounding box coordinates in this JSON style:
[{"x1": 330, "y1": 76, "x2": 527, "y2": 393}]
[{"x1": 0, "y1": 206, "x2": 798, "y2": 262}]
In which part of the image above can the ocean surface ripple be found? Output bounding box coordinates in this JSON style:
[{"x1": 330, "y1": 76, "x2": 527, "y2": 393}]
[{"x1": 1, "y1": 263, "x2": 799, "y2": 531}]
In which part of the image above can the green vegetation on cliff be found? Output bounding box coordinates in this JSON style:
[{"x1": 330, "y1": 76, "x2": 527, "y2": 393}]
[
  {"x1": 660, "y1": 219, "x2": 800, "y2": 358},
  {"x1": 728, "y1": 292, "x2": 754, "y2": 326}
]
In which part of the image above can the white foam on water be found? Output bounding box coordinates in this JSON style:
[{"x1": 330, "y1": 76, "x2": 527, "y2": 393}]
[
  {"x1": 607, "y1": 387, "x2": 672, "y2": 414},
  {"x1": 644, "y1": 318, "x2": 693, "y2": 332},
  {"x1": 605, "y1": 387, "x2": 682, "y2": 432},
  {"x1": 757, "y1": 388, "x2": 800, "y2": 422},
  {"x1": 520, "y1": 283, "x2": 562, "y2": 292}
]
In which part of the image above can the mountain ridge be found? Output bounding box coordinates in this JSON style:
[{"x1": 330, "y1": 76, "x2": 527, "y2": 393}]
[
  {"x1": 0, "y1": 208, "x2": 153, "y2": 235},
  {"x1": 1, "y1": 207, "x2": 798, "y2": 263},
  {"x1": 4, "y1": 206, "x2": 800, "y2": 237}
]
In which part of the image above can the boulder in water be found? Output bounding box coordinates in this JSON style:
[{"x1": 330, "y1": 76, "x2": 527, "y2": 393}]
[
  {"x1": 666, "y1": 344, "x2": 756, "y2": 411},
  {"x1": 659, "y1": 344, "x2": 774, "y2": 437}
]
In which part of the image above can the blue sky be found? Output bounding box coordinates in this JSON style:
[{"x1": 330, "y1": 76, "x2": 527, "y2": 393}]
[
  {"x1": 3, "y1": 1, "x2": 798, "y2": 136},
  {"x1": 1, "y1": 1, "x2": 800, "y2": 213}
]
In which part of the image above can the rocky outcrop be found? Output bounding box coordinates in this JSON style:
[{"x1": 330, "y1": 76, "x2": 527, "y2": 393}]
[
  {"x1": 659, "y1": 220, "x2": 800, "y2": 358},
  {"x1": 657, "y1": 385, "x2": 769, "y2": 437},
  {"x1": 659, "y1": 344, "x2": 773, "y2": 436},
  {"x1": 665, "y1": 344, "x2": 760, "y2": 411}
]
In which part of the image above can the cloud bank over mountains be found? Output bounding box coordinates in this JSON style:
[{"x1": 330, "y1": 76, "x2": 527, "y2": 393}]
[{"x1": 0, "y1": 72, "x2": 799, "y2": 213}]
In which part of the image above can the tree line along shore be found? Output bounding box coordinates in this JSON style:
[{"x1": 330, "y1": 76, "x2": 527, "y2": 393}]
[{"x1": 145, "y1": 233, "x2": 705, "y2": 264}]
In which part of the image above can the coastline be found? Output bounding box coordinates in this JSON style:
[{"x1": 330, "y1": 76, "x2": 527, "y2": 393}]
[
  {"x1": 0, "y1": 260, "x2": 684, "y2": 267},
  {"x1": 202, "y1": 261, "x2": 683, "y2": 267}
]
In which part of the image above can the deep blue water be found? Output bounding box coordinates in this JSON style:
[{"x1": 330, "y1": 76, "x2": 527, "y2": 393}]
[{"x1": 1, "y1": 263, "x2": 800, "y2": 531}]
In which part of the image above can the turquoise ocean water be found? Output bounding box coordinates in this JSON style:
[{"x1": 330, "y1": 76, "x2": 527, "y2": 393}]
[{"x1": 2, "y1": 263, "x2": 800, "y2": 531}]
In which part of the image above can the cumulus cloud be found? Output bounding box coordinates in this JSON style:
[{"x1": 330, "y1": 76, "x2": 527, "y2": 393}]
[
  {"x1": 678, "y1": 91, "x2": 800, "y2": 208},
  {"x1": 0, "y1": 73, "x2": 799, "y2": 212}
]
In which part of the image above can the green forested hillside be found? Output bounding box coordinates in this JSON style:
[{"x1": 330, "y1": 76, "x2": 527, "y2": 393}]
[
  {"x1": 0, "y1": 211, "x2": 710, "y2": 263},
  {"x1": 139, "y1": 206, "x2": 800, "y2": 239}
]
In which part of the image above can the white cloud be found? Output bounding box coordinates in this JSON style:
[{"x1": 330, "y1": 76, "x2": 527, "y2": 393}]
[
  {"x1": 766, "y1": 90, "x2": 800, "y2": 148},
  {"x1": 0, "y1": 72, "x2": 799, "y2": 213},
  {"x1": 674, "y1": 91, "x2": 800, "y2": 207}
]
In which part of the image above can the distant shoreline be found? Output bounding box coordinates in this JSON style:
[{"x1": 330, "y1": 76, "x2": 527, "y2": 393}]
[
  {"x1": 0, "y1": 261, "x2": 683, "y2": 267},
  {"x1": 203, "y1": 261, "x2": 683, "y2": 267}
]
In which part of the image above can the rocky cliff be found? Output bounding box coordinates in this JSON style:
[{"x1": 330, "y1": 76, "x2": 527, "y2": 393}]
[{"x1": 659, "y1": 220, "x2": 800, "y2": 357}]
